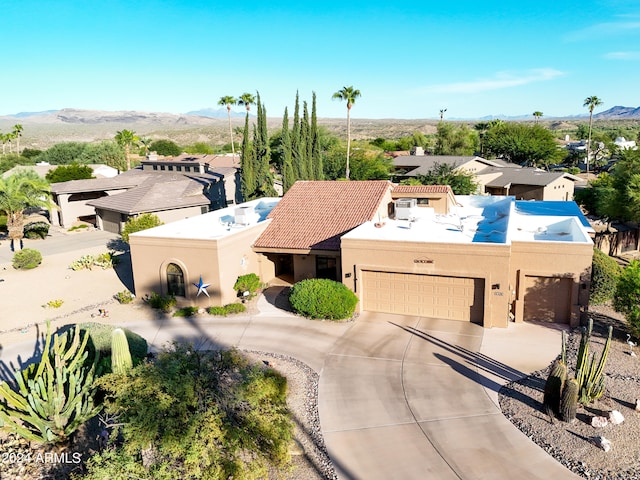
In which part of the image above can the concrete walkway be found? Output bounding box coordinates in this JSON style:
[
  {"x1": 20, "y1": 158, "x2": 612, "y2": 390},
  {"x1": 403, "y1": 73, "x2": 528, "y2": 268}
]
[{"x1": 0, "y1": 234, "x2": 580, "y2": 479}]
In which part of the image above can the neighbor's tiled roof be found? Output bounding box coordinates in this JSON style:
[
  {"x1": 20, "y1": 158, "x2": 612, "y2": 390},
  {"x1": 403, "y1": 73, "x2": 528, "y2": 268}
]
[
  {"x1": 86, "y1": 172, "x2": 216, "y2": 214},
  {"x1": 392, "y1": 185, "x2": 453, "y2": 194},
  {"x1": 254, "y1": 180, "x2": 393, "y2": 251},
  {"x1": 481, "y1": 168, "x2": 573, "y2": 188}
]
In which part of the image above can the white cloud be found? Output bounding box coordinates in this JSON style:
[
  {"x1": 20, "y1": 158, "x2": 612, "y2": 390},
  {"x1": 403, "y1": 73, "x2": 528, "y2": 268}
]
[
  {"x1": 604, "y1": 51, "x2": 640, "y2": 60},
  {"x1": 420, "y1": 69, "x2": 565, "y2": 94}
]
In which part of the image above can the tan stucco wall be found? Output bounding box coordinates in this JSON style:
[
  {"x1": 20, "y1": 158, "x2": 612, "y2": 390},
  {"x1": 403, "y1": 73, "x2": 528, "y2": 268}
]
[
  {"x1": 542, "y1": 177, "x2": 575, "y2": 201},
  {"x1": 129, "y1": 221, "x2": 271, "y2": 307},
  {"x1": 509, "y1": 241, "x2": 593, "y2": 327},
  {"x1": 155, "y1": 206, "x2": 206, "y2": 225},
  {"x1": 340, "y1": 238, "x2": 512, "y2": 327}
]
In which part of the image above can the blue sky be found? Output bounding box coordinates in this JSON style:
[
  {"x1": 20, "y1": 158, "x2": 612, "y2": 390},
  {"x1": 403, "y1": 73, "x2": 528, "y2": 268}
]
[{"x1": 1, "y1": 0, "x2": 638, "y2": 119}]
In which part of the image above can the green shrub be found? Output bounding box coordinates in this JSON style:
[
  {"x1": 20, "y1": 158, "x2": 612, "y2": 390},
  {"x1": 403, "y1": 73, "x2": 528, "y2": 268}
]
[
  {"x1": 614, "y1": 260, "x2": 640, "y2": 335},
  {"x1": 173, "y1": 306, "x2": 200, "y2": 317},
  {"x1": 0, "y1": 214, "x2": 7, "y2": 232},
  {"x1": 224, "y1": 303, "x2": 246, "y2": 314},
  {"x1": 68, "y1": 224, "x2": 89, "y2": 232},
  {"x1": 23, "y1": 221, "x2": 50, "y2": 239},
  {"x1": 94, "y1": 251, "x2": 117, "y2": 269},
  {"x1": 289, "y1": 278, "x2": 358, "y2": 320},
  {"x1": 12, "y1": 248, "x2": 42, "y2": 269},
  {"x1": 69, "y1": 254, "x2": 95, "y2": 270},
  {"x1": 590, "y1": 248, "x2": 622, "y2": 304},
  {"x1": 207, "y1": 303, "x2": 247, "y2": 316},
  {"x1": 234, "y1": 273, "x2": 262, "y2": 299},
  {"x1": 114, "y1": 289, "x2": 135, "y2": 304},
  {"x1": 146, "y1": 292, "x2": 177, "y2": 312},
  {"x1": 121, "y1": 213, "x2": 163, "y2": 243}
]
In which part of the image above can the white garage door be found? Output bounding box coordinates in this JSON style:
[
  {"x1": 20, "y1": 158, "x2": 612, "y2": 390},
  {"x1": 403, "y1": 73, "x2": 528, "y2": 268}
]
[{"x1": 362, "y1": 271, "x2": 484, "y2": 323}]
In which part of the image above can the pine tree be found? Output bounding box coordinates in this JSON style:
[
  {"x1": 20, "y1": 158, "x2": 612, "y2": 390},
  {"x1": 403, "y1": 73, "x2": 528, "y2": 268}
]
[
  {"x1": 311, "y1": 92, "x2": 323, "y2": 180},
  {"x1": 281, "y1": 107, "x2": 295, "y2": 193}
]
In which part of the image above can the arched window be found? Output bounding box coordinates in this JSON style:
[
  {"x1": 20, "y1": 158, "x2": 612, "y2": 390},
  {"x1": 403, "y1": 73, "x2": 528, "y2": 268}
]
[{"x1": 166, "y1": 263, "x2": 185, "y2": 297}]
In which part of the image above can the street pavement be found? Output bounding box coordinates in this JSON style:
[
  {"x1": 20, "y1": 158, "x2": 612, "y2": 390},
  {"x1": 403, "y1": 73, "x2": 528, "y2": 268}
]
[{"x1": 0, "y1": 230, "x2": 581, "y2": 479}]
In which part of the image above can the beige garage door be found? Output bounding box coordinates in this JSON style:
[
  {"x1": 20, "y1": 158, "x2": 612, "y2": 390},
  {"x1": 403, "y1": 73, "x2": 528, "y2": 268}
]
[
  {"x1": 523, "y1": 276, "x2": 571, "y2": 323},
  {"x1": 362, "y1": 271, "x2": 484, "y2": 323}
]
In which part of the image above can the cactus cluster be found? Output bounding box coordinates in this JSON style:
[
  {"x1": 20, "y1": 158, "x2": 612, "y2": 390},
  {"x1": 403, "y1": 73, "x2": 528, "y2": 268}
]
[
  {"x1": 543, "y1": 318, "x2": 613, "y2": 423},
  {"x1": 0, "y1": 321, "x2": 100, "y2": 444}
]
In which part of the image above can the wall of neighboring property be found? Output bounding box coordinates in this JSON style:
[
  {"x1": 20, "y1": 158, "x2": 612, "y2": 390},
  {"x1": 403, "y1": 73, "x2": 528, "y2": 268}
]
[
  {"x1": 509, "y1": 241, "x2": 593, "y2": 327},
  {"x1": 155, "y1": 206, "x2": 206, "y2": 226},
  {"x1": 542, "y1": 177, "x2": 575, "y2": 201},
  {"x1": 340, "y1": 237, "x2": 512, "y2": 327},
  {"x1": 129, "y1": 221, "x2": 270, "y2": 307},
  {"x1": 54, "y1": 190, "x2": 127, "y2": 227}
]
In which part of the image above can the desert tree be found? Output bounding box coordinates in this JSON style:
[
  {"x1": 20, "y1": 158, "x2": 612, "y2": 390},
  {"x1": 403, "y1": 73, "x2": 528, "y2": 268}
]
[
  {"x1": 12, "y1": 124, "x2": 23, "y2": 154},
  {"x1": 218, "y1": 95, "x2": 237, "y2": 155},
  {"x1": 584, "y1": 95, "x2": 603, "y2": 175},
  {"x1": 332, "y1": 86, "x2": 361, "y2": 180},
  {"x1": 533, "y1": 111, "x2": 543, "y2": 124},
  {"x1": 237, "y1": 92, "x2": 255, "y2": 115}
]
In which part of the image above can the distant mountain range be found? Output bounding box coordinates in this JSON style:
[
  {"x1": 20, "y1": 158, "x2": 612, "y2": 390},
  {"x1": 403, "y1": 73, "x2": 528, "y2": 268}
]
[{"x1": 1, "y1": 105, "x2": 639, "y2": 124}]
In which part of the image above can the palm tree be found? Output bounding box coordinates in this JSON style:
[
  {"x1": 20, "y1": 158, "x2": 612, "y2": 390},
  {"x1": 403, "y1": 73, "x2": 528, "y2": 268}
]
[
  {"x1": 114, "y1": 129, "x2": 140, "y2": 171},
  {"x1": 0, "y1": 133, "x2": 7, "y2": 155},
  {"x1": 533, "y1": 111, "x2": 543, "y2": 124},
  {"x1": 237, "y1": 92, "x2": 256, "y2": 115},
  {"x1": 439, "y1": 108, "x2": 447, "y2": 121},
  {"x1": 332, "y1": 86, "x2": 361, "y2": 180},
  {"x1": 474, "y1": 122, "x2": 490, "y2": 156},
  {"x1": 583, "y1": 96, "x2": 603, "y2": 175},
  {"x1": 218, "y1": 95, "x2": 237, "y2": 155},
  {"x1": 0, "y1": 170, "x2": 53, "y2": 251},
  {"x1": 12, "y1": 124, "x2": 23, "y2": 154},
  {"x1": 140, "y1": 137, "x2": 153, "y2": 156}
]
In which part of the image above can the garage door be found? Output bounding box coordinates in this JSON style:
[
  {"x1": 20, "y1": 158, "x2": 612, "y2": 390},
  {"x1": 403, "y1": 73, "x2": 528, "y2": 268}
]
[
  {"x1": 362, "y1": 271, "x2": 484, "y2": 323},
  {"x1": 523, "y1": 276, "x2": 571, "y2": 323}
]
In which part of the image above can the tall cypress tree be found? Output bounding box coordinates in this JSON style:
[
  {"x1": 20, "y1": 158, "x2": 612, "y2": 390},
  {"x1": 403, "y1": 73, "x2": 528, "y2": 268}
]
[
  {"x1": 311, "y1": 92, "x2": 323, "y2": 180},
  {"x1": 291, "y1": 92, "x2": 304, "y2": 180},
  {"x1": 300, "y1": 101, "x2": 310, "y2": 179},
  {"x1": 281, "y1": 107, "x2": 295, "y2": 193},
  {"x1": 253, "y1": 93, "x2": 276, "y2": 197},
  {"x1": 240, "y1": 113, "x2": 255, "y2": 200}
]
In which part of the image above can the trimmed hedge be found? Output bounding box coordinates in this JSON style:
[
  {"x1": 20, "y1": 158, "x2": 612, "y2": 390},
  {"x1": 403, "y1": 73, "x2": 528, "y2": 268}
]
[
  {"x1": 289, "y1": 278, "x2": 358, "y2": 320},
  {"x1": 207, "y1": 303, "x2": 247, "y2": 316},
  {"x1": 590, "y1": 248, "x2": 622, "y2": 305},
  {"x1": 12, "y1": 248, "x2": 42, "y2": 269}
]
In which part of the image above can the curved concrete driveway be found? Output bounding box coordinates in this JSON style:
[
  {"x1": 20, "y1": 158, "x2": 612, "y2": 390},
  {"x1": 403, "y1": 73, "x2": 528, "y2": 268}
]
[{"x1": 1, "y1": 298, "x2": 579, "y2": 479}]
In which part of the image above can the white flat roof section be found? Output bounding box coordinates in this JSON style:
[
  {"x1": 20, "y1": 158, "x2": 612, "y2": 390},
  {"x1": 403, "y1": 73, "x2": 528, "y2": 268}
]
[
  {"x1": 130, "y1": 198, "x2": 281, "y2": 241},
  {"x1": 344, "y1": 196, "x2": 593, "y2": 245}
]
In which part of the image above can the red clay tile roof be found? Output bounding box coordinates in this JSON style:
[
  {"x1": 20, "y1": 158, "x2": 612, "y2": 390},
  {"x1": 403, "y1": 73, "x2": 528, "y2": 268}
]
[
  {"x1": 254, "y1": 180, "x2": 393, "y2": 251},
  {"x1": 392, "y1": 185, "x2": 453, "y2": 194}
]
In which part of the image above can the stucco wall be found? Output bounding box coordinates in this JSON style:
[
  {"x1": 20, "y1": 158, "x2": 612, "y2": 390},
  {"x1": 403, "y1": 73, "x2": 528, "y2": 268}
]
[
  {"x1": 129, "y1": 221, "x2": 271, "y2": 307},
  {"x1": 542, "y1": 178, "x2": 575, "y2": 201},
  {"x1": 340, "y1": 238, "x2": 512, "y2": 327}
]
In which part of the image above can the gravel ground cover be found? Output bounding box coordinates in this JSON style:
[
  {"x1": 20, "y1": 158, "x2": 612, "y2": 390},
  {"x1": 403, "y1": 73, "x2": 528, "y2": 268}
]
[{"x1": 500, "y1": 305, "x2": 640, "y2": 480}]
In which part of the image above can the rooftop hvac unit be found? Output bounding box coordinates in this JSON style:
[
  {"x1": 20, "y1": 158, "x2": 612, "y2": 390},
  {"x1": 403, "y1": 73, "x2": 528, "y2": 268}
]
[
  {"x1": 234, "y1": 206, "x2": 256, "y2": 225},
  {"x1": 395, "y1": 198, "x2": 418, "y2": 220}
]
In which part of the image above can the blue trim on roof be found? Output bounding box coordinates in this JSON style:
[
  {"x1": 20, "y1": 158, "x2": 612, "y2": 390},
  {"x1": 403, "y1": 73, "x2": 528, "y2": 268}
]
[{"x1": 515, "y1": 201, "x2": 590, "y2": 228}]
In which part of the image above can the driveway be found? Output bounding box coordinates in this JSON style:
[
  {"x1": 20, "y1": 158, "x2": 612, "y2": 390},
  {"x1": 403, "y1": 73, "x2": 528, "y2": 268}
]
[
  {"x1": 318, "y1": 312, "x2": 580, "y2": 480},
  {"x1": 1, "y1": 283, "x2": 579, "y2": 479}
]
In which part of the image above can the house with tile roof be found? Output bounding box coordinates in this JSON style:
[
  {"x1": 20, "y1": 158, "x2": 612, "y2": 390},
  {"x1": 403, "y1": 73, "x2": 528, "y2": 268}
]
[
  {"x1": 49, "y1": 153, "x2": 240, "y2": 231},
  {"x1": 392, "y1": 153, "x2": 581, "y2": 201},
  {"x1": 128, "y1": 180, "x2": 593, "y2": 328}
]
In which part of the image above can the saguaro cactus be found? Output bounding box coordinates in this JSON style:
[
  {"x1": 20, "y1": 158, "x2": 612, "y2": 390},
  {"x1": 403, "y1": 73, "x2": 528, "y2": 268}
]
[
  {"x1": 544, "y1": 359, "x2": 567, "y2": 415},
  {"x1": 111, "y1": 328, "x2": 133, "y2": 375},
  {"x1": 0, "y1": 321, "x2": 100, "y2": 444}
]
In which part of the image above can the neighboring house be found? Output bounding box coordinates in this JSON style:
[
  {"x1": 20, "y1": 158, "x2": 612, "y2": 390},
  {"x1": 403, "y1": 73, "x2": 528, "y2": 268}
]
[
  {"x1": 614, "y1": 137, "x2": 637, "y2": 151},
  {"x1": 392, "y1": 153, "x2": 580, "y2": 201},
  {"x1": 49, "y1": 153, "x2": 240, "y2": 231},
  {"x1": 129, "y1": 180, "x2": 593, "y2": 328},
  {"x1": 591, "y1": 221, "x2": 640, "y2": 256},
  {"x1": 475, "y1": 167, "x2": 580, "y2": 201},
  {"x1": 2, "y1": 162, "x2": 119, "y2": 179}
]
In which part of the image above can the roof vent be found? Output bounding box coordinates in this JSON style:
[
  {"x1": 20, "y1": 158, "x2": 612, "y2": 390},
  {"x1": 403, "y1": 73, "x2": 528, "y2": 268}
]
[
  {"x1": 395, "y1": 198, "x2": 418, "y2": 220},
  {"x1": 234, "y1": 206, "x2": 257, "y2": 225}
]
